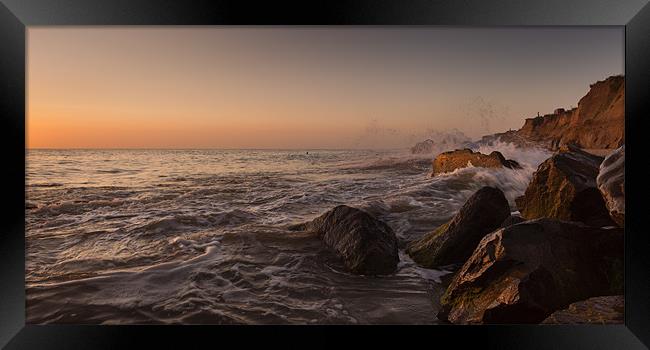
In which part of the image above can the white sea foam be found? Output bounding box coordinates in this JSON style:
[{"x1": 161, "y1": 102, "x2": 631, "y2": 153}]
[{"x1": 26, "y1": 146, "x2": 550, "y2": 325}]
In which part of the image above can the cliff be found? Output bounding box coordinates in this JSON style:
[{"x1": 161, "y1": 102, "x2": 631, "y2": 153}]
[{"x1": 517, "y1": 75, "x2": 624, "y2": 150}]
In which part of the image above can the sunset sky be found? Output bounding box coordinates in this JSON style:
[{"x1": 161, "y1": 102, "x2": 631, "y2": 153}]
[{"x1": 27, "y1": 27, "x2": 623, "y2": 149}]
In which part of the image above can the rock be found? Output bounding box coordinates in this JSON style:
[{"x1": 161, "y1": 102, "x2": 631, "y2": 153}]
[
  {"x1": 431, "y1": 149, "x2": 521, "y2": 176},
  {"x1": 410, "y1": 139, "x2": 437, "y2": 154},
  {"x1": 597, "y1": 145, "x2": 625, "y2": 227},
  {"x1": 500, "y1": 214, "x2": 525, "y2": 228},
  {"x1": 542, "y1": 295, "x2": 623, "y2": 324},
  {"x1": 289, "y1": 205, "x2": 399, "y2": 275},
  {"x1": 438, "y1": 219, "x2": 623, "y2": 324},
  {"x1": 515, "y1": 145, "x2": 616, "y2": 227},
  {"x1": 478, "y1": 130, "x2": 543, "y2": 149},
  {"x1": 516, "y1": 75, "x2": 624, "y2": 150},
  {"x1": 410, "y1": 131, "x2": 473, "y2": 154},
  {"x1": 406, "y1": 187, "x2": 510, "y2": 267}
]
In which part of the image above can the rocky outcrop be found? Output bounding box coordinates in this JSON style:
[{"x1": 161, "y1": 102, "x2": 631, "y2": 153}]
[
  {"x1": 431, "y1": 149, "x2": 521, "y2": 176},
  {"x1": 515, "y1": 145, "x2": 616, "y2": 227},
  {"x1": 516, "y1": 75, "x2": 624, "y2": 150},
  {"x1": 438, "y1": 219, "x2": 623, "y2": 324},
  {"x1": 542, "y1": 295, "x2": 624, "y2": 324},
  {"x1": 597, "y1": 146, "x2": 625, "y2": 227},
  {"x1": 406, "y1": 187, "x2": 510, "y2": 267},
  {"x1": 289, "y1": 205, "x2": 399, "y2": 275}
]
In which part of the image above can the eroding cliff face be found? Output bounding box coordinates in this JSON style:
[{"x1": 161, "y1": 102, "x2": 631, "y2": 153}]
[{"x1": 517, "y1": 75, "x2": 624, "y2": 150}]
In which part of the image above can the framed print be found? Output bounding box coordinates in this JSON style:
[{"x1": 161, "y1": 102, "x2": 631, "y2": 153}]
[{"x1": 1, "y1": 0, "x2": 649, "y2": 348}]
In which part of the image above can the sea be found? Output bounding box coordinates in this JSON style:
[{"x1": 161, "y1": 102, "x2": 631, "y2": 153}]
[{"x1": 26, "y1": 142, "x2": 551, "y2": 324}]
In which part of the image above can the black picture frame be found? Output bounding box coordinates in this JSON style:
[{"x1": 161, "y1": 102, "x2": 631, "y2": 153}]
[{"x1": 1, "y1": 0, "x2": 649, "y2": 348}]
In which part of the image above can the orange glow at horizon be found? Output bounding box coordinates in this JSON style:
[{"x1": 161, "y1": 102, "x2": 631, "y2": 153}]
[
  {"x1": 27, "y1": 27, "x2": 623, "y2": 149},
  {"x1": 27, "y1": 116, "x2": 369, "y2": 149}
]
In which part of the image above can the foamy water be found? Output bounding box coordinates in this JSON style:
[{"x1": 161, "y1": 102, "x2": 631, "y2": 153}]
[{"x1": 26, "y1": 144, "x2": 550, "y2": 324}]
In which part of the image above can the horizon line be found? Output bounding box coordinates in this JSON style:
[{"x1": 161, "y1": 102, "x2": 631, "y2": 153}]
[{"x1": 26, "y1": 147, "x2": 408, "y2": 151}]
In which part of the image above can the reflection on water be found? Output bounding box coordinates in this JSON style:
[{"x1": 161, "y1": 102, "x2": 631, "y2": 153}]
[{"x1": 26, "y1": 146, "x2": 549, "y2": 324}]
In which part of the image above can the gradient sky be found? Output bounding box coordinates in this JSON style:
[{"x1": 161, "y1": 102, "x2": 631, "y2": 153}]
[{"x1": 27, "y1": 27, "x2": 624, "y2": 149}]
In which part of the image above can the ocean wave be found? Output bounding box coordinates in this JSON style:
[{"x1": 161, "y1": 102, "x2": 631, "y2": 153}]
[
  {"x1": 209, "y1": 209, "x2": 259, "y2": 226},
  {"x1": 476, "y1": 140, "x2": 551, "y2": 168},
  {"x1": 429, "y1": 165, "x2": 532, "y2": 208},
  {"x1": 30, "y1": 182, "x2": 64, "y2": 188},
  {"x1": 27, "y1": 229, "x2": 441, "y2": 324},
  {"x1": 341, "y1": 155, "x2": 432, "y2": 174},
  {"x1": 32, "y1": 199, "x2": 125, "y2": 216},
  {"x1": 132, "y1": 210, "x2": 259, "y2": 236},
  {"x1": 426, "y1": 141, "x2": 551, "y2": 206},
  {"x1": 26, "y1": 147, "x2": 552, "y2": 324}
]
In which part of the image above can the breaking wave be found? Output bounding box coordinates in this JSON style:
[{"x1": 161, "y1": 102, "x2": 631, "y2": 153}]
[{"x1": 26, "y1": 145, "x2": 548, "y2": 324}]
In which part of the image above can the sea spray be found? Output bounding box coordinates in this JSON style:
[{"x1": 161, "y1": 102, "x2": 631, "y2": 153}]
[
  {"x1": 476, "y1": 140, "x2": 552, "y2": 169},
  {"x1": 432, "y1": 141, "x2": 552, "y2": 207}
]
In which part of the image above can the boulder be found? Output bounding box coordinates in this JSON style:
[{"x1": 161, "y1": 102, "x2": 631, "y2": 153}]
[
  {"x1": 597, "y1": 145, "x2": 625, "y2": 227},
  {"x1": 406, "y1": 187, "x2": 510, "y2": 267},
  {"x1": 515, "y1": 145, "x2": 616, "y2": 227},
  {"x1": 431, "y1": 149, "x2": 521, "y2": 176},
  {"x1": 289, "y1": 205, "x2": 399, "y2": 275},
  {"x1": 542, "y1": 295, "x2": 623, "y2": 324},
  {"x1": 438, "y1": 219, "x2": 623, "y2": 324},
  {"x1": 500, "y1": 214, "x2": 525, "y2": 228}
]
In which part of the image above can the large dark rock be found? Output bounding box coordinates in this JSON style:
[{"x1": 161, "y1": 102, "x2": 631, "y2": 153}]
[
  {"x1": 542, "y1": 295, "x2": 624, "y2": 324},
  {"x1": 406, "y1": 187, "x2": 510, "y2": 268},
  {"x1": 515, "y1": 145, "x2": 616, "y2": 227},
  {"x1": 431, "y1": 149, "x2": 521, "y2": 176},
  {"x1": 289, "y1": 205, "x2": 399, "y2": 275},
  {"x1": 499, "y1": 214, "x2": 525, "y2": 228},
  {"x1": 438, "y1": 219, "x2": 623, "y2": 324},
  {"x1": 597, "y1": 145, "x2": 625, "y2": 227}
]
